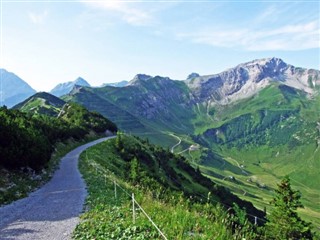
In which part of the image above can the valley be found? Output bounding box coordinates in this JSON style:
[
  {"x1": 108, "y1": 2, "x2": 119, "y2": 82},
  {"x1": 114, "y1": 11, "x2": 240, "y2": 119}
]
[{"x1": 2, "y1": 57, "x2": 319, "y2": 236}]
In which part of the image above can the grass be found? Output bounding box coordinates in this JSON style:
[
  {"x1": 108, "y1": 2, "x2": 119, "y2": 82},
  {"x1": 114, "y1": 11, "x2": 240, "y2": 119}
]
[
  {"x1": 199, "y1": 143, "x2": 320, "y2": 229},
  {"x1": 74, "y1": 138, "x2": 260, "y2": 240},
  {"x1": 130, "y1": 122, "x2": 320, "y2": 230}
]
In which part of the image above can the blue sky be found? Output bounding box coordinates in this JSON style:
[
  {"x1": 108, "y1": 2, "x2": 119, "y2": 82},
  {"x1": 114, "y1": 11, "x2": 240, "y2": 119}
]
[{"x1": 1, "y1": 0, "x2": 319, "y2": 91}]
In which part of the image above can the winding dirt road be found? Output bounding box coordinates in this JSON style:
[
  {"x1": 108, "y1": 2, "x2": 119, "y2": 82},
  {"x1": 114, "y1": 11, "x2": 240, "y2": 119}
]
[{"x1": 170, "y1": 134, "x2": 181, "y2": 153}]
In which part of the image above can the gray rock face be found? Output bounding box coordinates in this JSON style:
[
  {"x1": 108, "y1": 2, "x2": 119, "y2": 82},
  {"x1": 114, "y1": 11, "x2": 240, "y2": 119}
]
[
  {"x1": 50, "y1": 77, "x2": 90, "y2": 97},
  {"x1": 128, "y1": 74, "x2": 153, "y2": 85},
  {"x1": 0, "y1": 69, "x2": 36, "y2": 108},
  {"x1": 186, "y1": 57, "x2": 319, "y2": 105}
]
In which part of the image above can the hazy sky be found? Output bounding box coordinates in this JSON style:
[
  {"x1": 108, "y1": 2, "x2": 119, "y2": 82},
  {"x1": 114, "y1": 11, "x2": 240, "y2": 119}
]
[{"x1": 1, "y1": 0, "x2": 319, "y2": 91}]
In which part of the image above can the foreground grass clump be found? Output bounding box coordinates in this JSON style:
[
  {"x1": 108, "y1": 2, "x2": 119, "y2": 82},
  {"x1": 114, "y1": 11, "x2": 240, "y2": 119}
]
[{"x1": 74, "y1": 136, "x2": 260, "y2": 239}]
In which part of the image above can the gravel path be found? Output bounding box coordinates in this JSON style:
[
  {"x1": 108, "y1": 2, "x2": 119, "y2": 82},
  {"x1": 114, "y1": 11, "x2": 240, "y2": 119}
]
[{"x1": 0, "y1": 137, "x2": 112, "y2": 240}]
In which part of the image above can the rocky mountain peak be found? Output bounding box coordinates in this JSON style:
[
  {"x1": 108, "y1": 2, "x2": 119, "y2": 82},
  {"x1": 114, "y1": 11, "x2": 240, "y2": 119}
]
[
  {"x1": 50, "y1": 77, "x2": 91, "y2": 97},
  {"x1": 186, "y1": 73, "x2": 200, "y2": 80},
  {"x1": 243, "y1": 57, "x2": 286, "y2": 67},
  {"x1": 0, "y1": 69, "x2": 36, "y2": 107},
  {"x1": 186, "y1": 57, "x2": 319, "y2": 105},
  {"x1": 132, "y1": 74, "x2": 152, "y2": 81},
  {"x1": 239, "y1": 57, "x2": 288, "y2": 80},
  {"x1": 128, "y1": 74, "x2": 153, "y2": 86},
  {"x1": 74, "y1": 77, "x2": 90, "y2": 86}
]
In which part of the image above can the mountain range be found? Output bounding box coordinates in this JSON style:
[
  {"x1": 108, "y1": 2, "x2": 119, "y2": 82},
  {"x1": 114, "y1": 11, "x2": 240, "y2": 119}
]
[
  {"x1": 63, "y1": 58, "x2": 319, "y2": 134},
  {"x1": 9, "y1": 57, "x2": 320, "y2": 226},
  {"x1": 62, "y1": 57, "x2": 320, "y2": 226}
]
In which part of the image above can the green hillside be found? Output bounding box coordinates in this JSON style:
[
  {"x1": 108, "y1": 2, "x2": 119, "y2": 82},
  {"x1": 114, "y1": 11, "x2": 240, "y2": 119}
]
[
  {"x1": 66, "y1": 78, "x2": 195, "y2": 134},
  {"x1": 13, "y1": 92, "x2": 66, "y2": 116},
  {"x1": 67, "y1": 81, "x2": 320, "y2": 228},
  {"x1": 191, "y1": 85, "x2": 320, "y2": 226},
  {"x1": 74, "y1": 135, "x2": 316, "y2": 239},
  {"x1": 74, "y1": 135, "x2": 265, "y2": 239}
]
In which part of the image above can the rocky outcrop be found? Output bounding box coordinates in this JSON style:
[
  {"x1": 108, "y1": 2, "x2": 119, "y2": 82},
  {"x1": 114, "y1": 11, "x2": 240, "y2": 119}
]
[{"x1": 186, "y1": 57, "x2": 319, "y2": 105}]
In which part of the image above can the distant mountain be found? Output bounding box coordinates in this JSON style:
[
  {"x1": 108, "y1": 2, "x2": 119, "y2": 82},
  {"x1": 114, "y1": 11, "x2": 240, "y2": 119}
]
[
  {"x1": 50, "y1": 77, "x2": 90, "y2": 97},
  {"x1": 102, "y1": 81, "x2": 129, "y2": 88},
  {"x1": 13, "y1": 92, "x2": 66, "y2": 116},
  {"x1": 0, "y1": 69, "x2": 36, "y2": 108}
]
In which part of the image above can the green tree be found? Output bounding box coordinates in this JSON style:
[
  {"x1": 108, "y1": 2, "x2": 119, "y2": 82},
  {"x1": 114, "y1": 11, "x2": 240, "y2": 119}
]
[
  {"x1": 265, "y1": 176, "x2": 313, "y2": 239},
  {"x1": 130, "y1": 157, "x2": 139, "y2": 183},
  {"x1": 115, "y1": 132, "x2": 123, "y2": 150}
]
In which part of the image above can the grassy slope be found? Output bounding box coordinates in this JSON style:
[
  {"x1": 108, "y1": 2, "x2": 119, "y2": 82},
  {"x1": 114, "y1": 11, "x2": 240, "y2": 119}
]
[
  {"x1": 159, "y1": 85, "x2": 319, "y2": 228},
  {"x1": 65, "y1": 87, "x2": 146, "y2": 132},
  {"x1": 68, "y1": 79, "x2": 196, "y2": 135},
  {"x1": 13, "y1": 92, "x2": 66, "y2": 116},
  {"x1": 192, "y1": 85, "x2": 320, "y2": 227},
  {"x1": 74, "y1": 136, "x2": 261, "y2": 239}
]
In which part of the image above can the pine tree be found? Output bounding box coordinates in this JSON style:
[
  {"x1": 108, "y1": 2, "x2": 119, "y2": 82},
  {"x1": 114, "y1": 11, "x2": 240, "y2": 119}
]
[{"x1": 265, "y1": 176, "x2": 313, "y2": 239}]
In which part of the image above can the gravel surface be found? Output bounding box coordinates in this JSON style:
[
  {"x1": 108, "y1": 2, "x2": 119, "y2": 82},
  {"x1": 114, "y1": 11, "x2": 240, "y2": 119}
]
[{"x1": 0, "y1": 137, "x2": 112, "y2": 240}]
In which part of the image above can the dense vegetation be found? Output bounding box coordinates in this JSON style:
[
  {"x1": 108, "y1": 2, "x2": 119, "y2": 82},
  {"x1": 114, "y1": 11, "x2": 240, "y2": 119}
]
[
  {"x1": 0, "y1": 103, "x2": 117, "y2": 171},
  {"x1": 74, "y1": 135, "x2": 315, "y2": 239}
]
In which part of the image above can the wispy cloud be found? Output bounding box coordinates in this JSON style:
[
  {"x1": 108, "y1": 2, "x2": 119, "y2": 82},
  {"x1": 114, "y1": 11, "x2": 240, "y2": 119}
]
[
  {"x1": 82, "y1": 1, "x2": 152, "y2": 26},
  {"x1": 28, "y1": 10, "x2": 48, "y2": 25},
  {"x1": 255, "y1": 5, "x2": 279, "y2": 24},
  {"x1": 177, "y1": 20, "x2": 319, "y2": 51}
]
